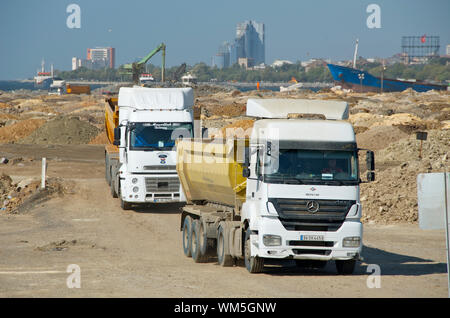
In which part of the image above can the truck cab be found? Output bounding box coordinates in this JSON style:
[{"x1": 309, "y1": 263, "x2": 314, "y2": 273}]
[{"x1": 106, "y1": 87, "x2": 194, "y2": 209}]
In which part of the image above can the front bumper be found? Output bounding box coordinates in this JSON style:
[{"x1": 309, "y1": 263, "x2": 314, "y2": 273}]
[
  {"x1": 120, "y1": 174, "x2": 186, "y2": 203},
  {"x1": 252, "y1": 216, "x2": 362, "y2": 261}
]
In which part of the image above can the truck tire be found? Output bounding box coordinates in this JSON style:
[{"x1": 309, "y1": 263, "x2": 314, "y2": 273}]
[
  {"x1": 335, "y1": 260, "x2": 356, "y2": 275},
  {"x1": 182, "y1": 216, "x2": 193, "y2": 257},
  {"x1": 191, "y1": 219, "x2": 208, "y2": 263},
  {"x1": 110, "y1": 178, "x2": 118, "y2": 198},
  {"x1": 244, "y1": 228, "x2": 264, "y2": 273},
  {"x1": 217, "y1": 225, "x2": 233, "y2": 267}
]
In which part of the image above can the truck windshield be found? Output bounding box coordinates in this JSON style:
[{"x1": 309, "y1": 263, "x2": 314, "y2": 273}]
[
  {"x1": 263, "y1": 149, "x2": 359, "y2": 185},
  {"x1": 129, "y1": 122, "x2": 192, "y2": 150}
]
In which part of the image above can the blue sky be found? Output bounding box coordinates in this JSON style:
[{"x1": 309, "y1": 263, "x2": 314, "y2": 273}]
[{"x1": 0, "y1": 0, "x2": 449, "y2": 80}]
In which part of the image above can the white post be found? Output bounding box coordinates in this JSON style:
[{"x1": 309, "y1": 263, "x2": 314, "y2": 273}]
[
  {"x1": 41, "y1": 158, "x2": 47, "y2": 190},
  {"x1": 444, "y1": 172, "x2": 450, "y2": 298}
]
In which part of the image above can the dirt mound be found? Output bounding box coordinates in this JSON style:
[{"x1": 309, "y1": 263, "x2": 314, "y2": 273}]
[
  {"x1": 19, "y1": 116, "x2": 100, "y2": 145},
  {"x1": 201, "y1": 102, "x2": 246, "y2": 118},
  {"x1": 356, "y1": 125, "x2": 409, "y2": 150},
  {"x1": 220, "y1": 119, "x2": 255, "y2": 138},
  {"x1": 89, "y1": 131, "x2": 109, "y2": 144},
  {"x1": 0, "y1": 118, "x2": 46, "y2": 143},
  {"x1": 361, "y1": 129, "x2": 449, "y2": 224},
  {"x1": 1, "y1": 176, "x2": 70, "y2": 214}
]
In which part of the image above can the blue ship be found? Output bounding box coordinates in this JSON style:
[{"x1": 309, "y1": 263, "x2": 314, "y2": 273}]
[{"x1": 327, "y1": 63, "x2": 447, "y2": 93}]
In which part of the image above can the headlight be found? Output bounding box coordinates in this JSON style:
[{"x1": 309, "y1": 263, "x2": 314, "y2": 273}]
[
  {"x1": 132, "y1": 186, "x2": 139, "y2": 193},
  {"x1": 263, "y1": 235, "x2": 282, "y2": 246},
  {"x1": 132, "y1": 178, "x2": 138, "y2": 184},
  {"x1": 343, "y1": 236, "x2": 361, "y2": 247}
]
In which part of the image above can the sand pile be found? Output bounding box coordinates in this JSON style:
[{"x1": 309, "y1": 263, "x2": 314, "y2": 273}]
[
  {"x1": 19, "y1": 116, "x2": 100, "y2": 145},
  {"x1": 0, "y1": 118, "x2": 46, "y2": 143},
  {"x1": 89, "y1": 131, "x2": 109, "y2": 144},
  {"x1": 360, "y1": 129, "x2": 449, "y2": 224}
]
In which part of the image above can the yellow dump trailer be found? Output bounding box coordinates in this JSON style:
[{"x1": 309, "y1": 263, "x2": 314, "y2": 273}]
[
  {"x1": 176, "y1": 138, "x2": 247, "y2": 208},
  {"x1": 104, "y1": 97, "x2": 120, "y2": 196}
]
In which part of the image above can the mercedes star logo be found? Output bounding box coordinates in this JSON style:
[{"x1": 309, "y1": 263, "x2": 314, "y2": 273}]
[{"x1": 306, "y1": 201, "x2": 320, "y2": 213}]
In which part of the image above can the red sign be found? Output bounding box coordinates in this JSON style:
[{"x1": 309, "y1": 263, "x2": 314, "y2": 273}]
[{"x1": 421, "y1": 35, "x2": 426, "y2": 43}]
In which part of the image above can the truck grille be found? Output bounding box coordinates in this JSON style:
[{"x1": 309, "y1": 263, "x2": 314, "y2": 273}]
[
  {"x1": 269, "y1": 198, "x2": 356, "y2": 232},
  {"x1": 145, "y1": 177, "x2": 180, "y2": 193}
]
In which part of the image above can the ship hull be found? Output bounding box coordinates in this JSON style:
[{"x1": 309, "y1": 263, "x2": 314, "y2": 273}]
[{"x1": 327, "y1": 64, "x2": 447, "y2": 93}]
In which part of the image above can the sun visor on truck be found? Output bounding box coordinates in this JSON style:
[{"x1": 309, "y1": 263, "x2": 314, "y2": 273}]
[
  {"x1": 246, "y1": 99, "x2": 349, "y2": 120},
  {"x1": 118, "y1": 87, "x2": 194, "y2": 110}
]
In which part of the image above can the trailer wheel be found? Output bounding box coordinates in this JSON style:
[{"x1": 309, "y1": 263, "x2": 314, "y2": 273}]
[
  {"x1": 182, "y1": 216, "x2": 193, "y2": 257},
  {"x1": 191, "y1": 220, "x2": 208, "y2": 263},
  {"x1": 244, "y1": 228, "x2": 264, "y2": 273},
  {"x1": 217, "y1": 225, "x2": 233, "y2": 267},
  {"x1": 110, "y1": 178, "x2": 118, "y2": 198},
  {"x1": 335, "y1": 260, "x2": 356, "y2": 275}
]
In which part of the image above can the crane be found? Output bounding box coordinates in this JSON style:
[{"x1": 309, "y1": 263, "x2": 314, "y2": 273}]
[{"x1": 122, "y1": 43, "x2": 166, "y2": 84}]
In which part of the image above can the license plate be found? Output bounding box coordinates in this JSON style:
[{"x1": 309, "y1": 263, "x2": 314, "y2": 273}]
[
  {"x1": 300, "y1": 235, "x2": 324, "y2": 241},
  {"x1": 154, "y1": 198, "x2": 171, "y2": 203}
]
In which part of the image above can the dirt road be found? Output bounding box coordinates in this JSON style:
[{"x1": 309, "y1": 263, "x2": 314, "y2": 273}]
[{"x1": 0, "y1": 145, "x2": 448, "y2": 298}]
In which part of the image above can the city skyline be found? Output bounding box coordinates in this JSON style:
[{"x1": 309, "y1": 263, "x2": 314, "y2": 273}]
[{"x1": 0, "y1": 0, "x2": 449, "y2": 80}]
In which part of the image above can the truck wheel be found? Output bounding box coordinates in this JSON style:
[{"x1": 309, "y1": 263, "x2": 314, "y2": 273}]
[
  {"x1": 182, "y1": 216, "x2": 193, "y2": 257},
  {"x1": 110, "y1": 178, "x2": 118, "y2": 198},
  {"x1": 217, "y1": 225, "x2": 233, "y2": 267},
  {"x1": 244, "y1": 228, "x2": 264, "y2": 273},
  {"x1": 335, "y1": 260, "x2": 356, "y2": 275},
  {"x1": 191, "y1": 220, "x2": 208, "y2": 263}
]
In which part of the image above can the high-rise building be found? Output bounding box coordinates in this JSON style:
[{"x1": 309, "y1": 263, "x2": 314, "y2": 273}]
[
  {"x1": 233, "y1": 20, "x2": 265, "y2": 65},
  {"x1": 87, "y1": 47, "x2": 115, "y2": 69},
  {"x1": 211, "y1": 20, "x2": 265, "y2": 68},
  {"x1": 446, "y1": 44, "x2": 450, "y2": 56}
]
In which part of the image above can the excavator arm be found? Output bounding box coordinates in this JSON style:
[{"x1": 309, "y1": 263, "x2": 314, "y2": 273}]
[{"x1": 122, "y1": 43, "x2": 166, "y2": 83}]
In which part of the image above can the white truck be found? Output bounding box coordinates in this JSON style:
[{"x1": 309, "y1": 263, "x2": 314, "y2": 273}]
[
  {"x1": 177, "y1": 98, "x2": 375, "y2": 274},
  {"x1": 48, "y1": 79, "x2": 66, "y2": 95},
  {"x1": 105, "y1": 87, "x2": 194, "y2": 209}
]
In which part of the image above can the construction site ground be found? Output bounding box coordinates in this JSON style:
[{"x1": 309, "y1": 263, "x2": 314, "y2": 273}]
[{"x1": 0, "y1": 86, "x2": 449, "y2": 297}]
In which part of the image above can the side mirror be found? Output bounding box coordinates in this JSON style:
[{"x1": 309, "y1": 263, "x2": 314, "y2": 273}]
[
  {"x1": 113, "y1": 127, "x2": 121, "y2": 146},
  {"x1": 202, "y1": 127, "x2": 208, "y2": 139},
  {"x1": 242, "y1": 167, "x2": 250, "y2": 178},
  {"x1": 366, "y1": 150, "x2": 375, "y2": 171},
  {"x1": 366, "y1": 171, "x2": 375, "y2": 182},
  {"x1": 244, "y1": 147, "x2": 250, "y2": 167}
]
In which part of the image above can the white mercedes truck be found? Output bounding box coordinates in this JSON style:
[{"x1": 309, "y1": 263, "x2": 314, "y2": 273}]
[
  {"x1": 177, "y1": 98, "x2": 375, "y2": 274},
  {"x1": 105, "y1": 87, "x2": 194, "y2": 209}
]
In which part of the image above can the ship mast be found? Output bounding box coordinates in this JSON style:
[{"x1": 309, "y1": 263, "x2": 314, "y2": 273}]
[{"x1": 352, "y1": 38, "x2": 359, "y2": 69}]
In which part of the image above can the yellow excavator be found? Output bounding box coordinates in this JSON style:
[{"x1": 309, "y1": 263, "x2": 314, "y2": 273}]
[{"x1": 121, "y1": 43, "x2": 166, "y2": 84}]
